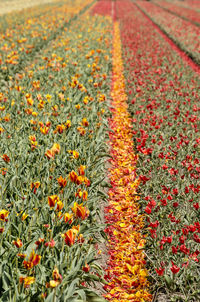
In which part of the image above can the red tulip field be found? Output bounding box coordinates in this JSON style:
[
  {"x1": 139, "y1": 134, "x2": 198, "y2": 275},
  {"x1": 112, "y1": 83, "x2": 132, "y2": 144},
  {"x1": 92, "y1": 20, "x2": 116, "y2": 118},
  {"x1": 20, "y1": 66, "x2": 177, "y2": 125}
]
[{"x1": 0, "y1": 0, "x2": 199, "y2": 301}]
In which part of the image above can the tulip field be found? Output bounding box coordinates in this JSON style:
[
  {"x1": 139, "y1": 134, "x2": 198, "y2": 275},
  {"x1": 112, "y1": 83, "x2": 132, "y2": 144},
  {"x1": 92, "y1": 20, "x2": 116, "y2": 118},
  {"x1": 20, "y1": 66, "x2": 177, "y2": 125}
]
[{"x1": 0, "y1": 0, "x2": 199, "y2": 301}]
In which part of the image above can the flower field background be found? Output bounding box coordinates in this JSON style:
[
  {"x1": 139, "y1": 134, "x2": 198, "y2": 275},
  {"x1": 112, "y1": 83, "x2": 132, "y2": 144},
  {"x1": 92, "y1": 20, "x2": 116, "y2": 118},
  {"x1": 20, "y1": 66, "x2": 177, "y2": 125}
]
[
  {"x1": 0, "y1": 0, "x2": 199, "y2": 301},
  {"x1": 0, "y1": 0, "x2": 59, "y2": 16}
]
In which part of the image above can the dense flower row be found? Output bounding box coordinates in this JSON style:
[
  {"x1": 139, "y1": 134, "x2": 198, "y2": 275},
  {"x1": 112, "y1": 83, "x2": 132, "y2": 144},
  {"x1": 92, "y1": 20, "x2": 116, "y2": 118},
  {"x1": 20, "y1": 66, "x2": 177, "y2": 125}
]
[
  {"x1": 116, "y1": 0, "x2": 200, "y2": 300},
  {"x1": 92, "y1": 0, "x2": 112, "y2": 16},
  {"x1": 153, "y1": 0, "x2": 200, "y2": 25},
  {"x1": 136, "y1": 0, "x2": 200, "y2": 65},
  {"x1": 102, "y1": 16, "x2": 151, "y2": 302},
  {"x1": 0, "y1": 5, "x2": 112, "y2": 301},
  {"x1": 0, "y1": 0, "x2": 93, "y2": 82},
  {"x1": 0, "y1": 0, "x2": 66, "y2": 32},
  {"x1": 170, "y1": 0, "x2": 200, "y2": 11}
]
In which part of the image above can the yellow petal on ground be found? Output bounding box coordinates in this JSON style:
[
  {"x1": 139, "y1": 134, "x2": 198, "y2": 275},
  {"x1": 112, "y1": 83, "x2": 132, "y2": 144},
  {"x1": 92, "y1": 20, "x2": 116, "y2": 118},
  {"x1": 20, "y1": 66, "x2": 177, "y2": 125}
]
[{"x1": 104, "y1": 21, "x2": 151, "y2": 302}]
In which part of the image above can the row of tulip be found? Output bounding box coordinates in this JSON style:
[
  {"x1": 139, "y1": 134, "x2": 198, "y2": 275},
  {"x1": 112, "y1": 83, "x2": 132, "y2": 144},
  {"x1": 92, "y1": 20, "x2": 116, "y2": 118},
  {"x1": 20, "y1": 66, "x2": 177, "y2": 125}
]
[
  {"x1": 153, "y1": 0, "x2": 200, "y2": 25},
  {"x1": 115, "y1": 0, "x2": 200, "y2": 301},
  {"x1": 0, "y1": 0, "x2": 94, "y2": 82},
  {"x1": 0, "y1": 3, "x2": 113, "y2": 301},
  {"x1": 169, "y1": 0, "x2": 200, "y2": 11},
  {"x1": 136, "y1": 0, "x2": 200, "y2": 65},
  {"x1": 104, "y1": 18, "x2": 151, "y2": 302},
  {"x1": 93, "y1": 1, "x2": 152, "y2": 301},
  {"x1": 0, "y1": 0, "x2": 66, "y2": 33}
]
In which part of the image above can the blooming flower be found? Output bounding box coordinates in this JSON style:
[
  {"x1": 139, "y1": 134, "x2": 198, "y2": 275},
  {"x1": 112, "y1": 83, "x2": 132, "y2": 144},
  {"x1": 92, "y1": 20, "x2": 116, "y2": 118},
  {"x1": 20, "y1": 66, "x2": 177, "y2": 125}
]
[
  {"x1": 23, "y1": 250, "x2": 41, "y2": 270},
  {"x1": 57, "y1": 176, "x2": 67, "y2": 188},
  {"x1": 48, "y1": 195, "x2": 63, "y2": 211},
  {"x1": 19, "y1": 276, "x2": 35, "y2": 288},
  {"x1": 63, "y1": 227, "x2": 79, "y2": 246},
  {"x1": 71, "y1": 202, "x2": 89, "y2": 220},
  {"x1": 13, "y1": 238, "x2": 23, "y2": 248},
  {"x1": 0, "y1": 209, "x2": 9, "y2": 222},
  {"x1": 170, "y1": 262, "x2": 180, "y2": 274},
  {"x1": 2, "y1": 154, "x2": 10, "y2": 163}
]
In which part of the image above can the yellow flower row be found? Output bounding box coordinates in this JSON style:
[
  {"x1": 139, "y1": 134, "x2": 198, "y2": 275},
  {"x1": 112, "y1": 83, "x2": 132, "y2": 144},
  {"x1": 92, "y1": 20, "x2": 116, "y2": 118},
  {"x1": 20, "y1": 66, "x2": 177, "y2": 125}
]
[{"x1": 104, "y1": 22, "x2": 152, "y2": 302}]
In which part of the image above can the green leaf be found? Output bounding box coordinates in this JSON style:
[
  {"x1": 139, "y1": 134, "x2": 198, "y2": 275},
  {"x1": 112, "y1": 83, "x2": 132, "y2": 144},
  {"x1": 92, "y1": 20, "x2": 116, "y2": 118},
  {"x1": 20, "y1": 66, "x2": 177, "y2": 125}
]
[
  {"x1": 45, "y1": 291, "x2": 55, "y2": 302},
  {"x1": 65, "y1": 278, "x2": 79, "y2": 299},
  {"x1": 74, "y1": 289, "x2": 86, "y2": 301}
]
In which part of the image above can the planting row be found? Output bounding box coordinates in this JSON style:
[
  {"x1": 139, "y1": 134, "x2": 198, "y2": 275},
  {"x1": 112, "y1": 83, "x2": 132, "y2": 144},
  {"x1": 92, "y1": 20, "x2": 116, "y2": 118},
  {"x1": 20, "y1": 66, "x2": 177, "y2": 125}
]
[
  {"x1": 0, "y1": 0, "x2": 93, "y2": 82},
  {"x1": 116, "y1": 0, "x2": 200, "y2": 301},
  {"x1": 153, "y1": 0, "x2": 200, "y2": 26},
  {"x1": 0, "y1": 6, "x2": 112, "y2": 301},
  {"x1": 0, "y1": 1, "x2": 66, "y2": 32},
  {"x1": 136, "y1": 0, "x2": 200, "y2": 65},
  {"x1": 105, "y1": 18, "x2": 151, "y2": 302},
  {"x1": 168, "y1": 0, "x2": 200, "y2": 11}
]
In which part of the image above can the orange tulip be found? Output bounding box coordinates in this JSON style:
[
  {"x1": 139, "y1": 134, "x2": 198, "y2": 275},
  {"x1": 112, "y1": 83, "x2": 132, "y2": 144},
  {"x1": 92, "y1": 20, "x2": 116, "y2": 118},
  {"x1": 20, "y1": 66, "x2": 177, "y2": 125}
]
[
  {"x1": 57, "y1": 176, "x2": 67, "y2": 188},
  {"x1": 63, "y1": 212, "x2": 73, "y2": 224},
  {"x1": 76, "y1": 175, "x2": 85, "y2": 185},
  {"x1": 56, "y1": 199, "x2": 64, "y2": 211},
  {"x1": 29, "y1": 135, "x2": 36, "y2": 142},
  {"x1": 0, "y1": 127, "x2": 4, "y2": 134},
  {"x1": 13, "y1": 238, "x2": 23, "y2": 248},
  {"x1": 84, "y1": 177, "x2": 91, "y2": 187},
  {"x1": 81, "y1": 118, "x2": 89, "y2": 127},
  {"x1": 78, "y1": 165, "x2": 86, "y2": 176},
  {"x1": 82, "y1": 190, "x2": 88, "y2": 201},
  {"x1": 77, "y1": 126, "x2": 86, "y2": 136},
  {"x1": 68, "y1": 150, "x2": 79, "y2": 159},
  {"x1": 54, "y1": 124, "x2": 65, "y2": 134},
  {"x1": 45, "y1": 149, "x2": 54, "y2": 159},
  {"x1": 31, "y1": 181, "x2": 40, "y2": 194},
  {"x1": 65, "y1": 120, "x2": 71, "y2": 129},
  {"x1": 0, "y1": 209, "x2": 9, "y2": 222},
  {"x1": 19, "y1": 276, "x2": 35, "y2": 288},
  {"x1": 45, "y1": 143, "x2": 60, "y2": 159},
  {"x1": 23, "y1": 250, "x2": 41, "y2": 270},
  {"x1": 48, "y1": 195, "x2": 63, "y2": 211},
  {"x1": 72, "y1": 202, "x2": 89, "y2": 220},
  {"x1": 75, "y1": 188, "x2": 82, "y2": 198},
  {"x1": 2, "y1": 154, "x2": 10, "y2": 163},
  {"x1": 40, "y1": 126, "x2": 49, "y2": 135},
  {"x1": 46, "y1": 267, "x2": 62, "y2": 288},
  {"x1": 52, "y1": 267, "x2": 62, "y2": 282},
  {"x1": 64, "y1": 229, "x2": 77, "y2": 246},
  {"x1": 51, "y1": 143, "x2": 60, "y2": 154},
  {"x1": 69, "y1": 170, "x2": 78, "y2": 183},
  {"x1": 17, "y1": 253, "x2": 26, "y2": 259},
  {"x1": 48, "y1": 195, "x2": 58, "y2": 208}
]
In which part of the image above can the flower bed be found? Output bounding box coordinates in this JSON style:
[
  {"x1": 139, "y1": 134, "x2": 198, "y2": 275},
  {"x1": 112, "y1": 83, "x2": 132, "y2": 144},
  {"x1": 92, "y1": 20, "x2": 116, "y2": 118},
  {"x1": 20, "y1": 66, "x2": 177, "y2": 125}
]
[
  {"x1": 103, "y1": 21, "x2": 151, "y2": 302},
  {"x1": 116, "y1": 0, "x2": 200, "y2": 300},
  {"x1": 153, "y1": 0, "x2": 200, "y2": 25},
  {"x1": 0, "y1": 7, "x2": 112, "y2": 301},
  {"x1": 0, "y1": 0, "x2": 94, "y2": 81},
  {"x1": 136, "y1": 0, "x2": 200, "y2": 65}
]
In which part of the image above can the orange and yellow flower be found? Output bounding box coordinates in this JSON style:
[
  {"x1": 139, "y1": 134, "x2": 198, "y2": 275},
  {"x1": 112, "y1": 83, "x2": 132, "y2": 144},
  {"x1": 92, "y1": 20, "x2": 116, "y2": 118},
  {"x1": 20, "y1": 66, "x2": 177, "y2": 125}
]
[
  {"x1": 45, "y1": 143, "x2": 60, "y2": 159},
  {"x1": 46, "y1": 267, "x2": 62, "y2": 288},
  {"x1": 23, "y1": 250, "x2": 41, "y2": 270},
  {"x1": 72, "y1": 202, "x2": 89, "y2": 220},
  {"x1": 48, "y1": 195, "x2": 63, "y2": 211},
  {"x1": 103, "y1": 22, "x2": 151, "y2": 302},
  {"x1": 13, "y1": 238, "x2": 23, "y2": 248},
  {"x1": 19, "y1": 276, "x2": 35, "y2": 288},
  {"x1": 63, "y1": 226, "x2": 79, "y2": 246},
  {"x1": 0, "y1": 209, "x2": 9, "y2": 222},
  {"x1": 57, "y1": 176, "x2": 67, "y2": 188}
]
